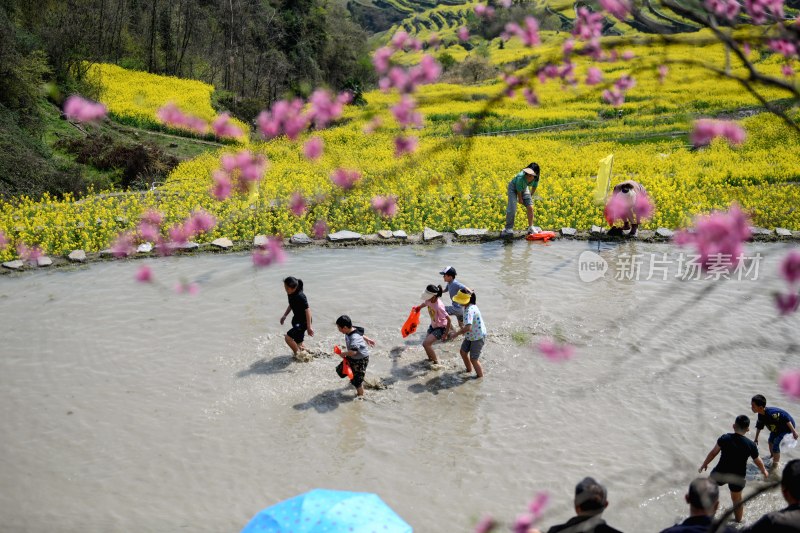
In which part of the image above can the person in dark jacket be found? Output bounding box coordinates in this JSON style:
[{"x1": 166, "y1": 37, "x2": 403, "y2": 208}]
[
  {"x1": 660, "y1": 478, "x2": 735, "y2": 533},
  {"x1": 541, "y1": 477, "x2": 623, "y2": 533},
  {"x1": 740, "y1": 459, "x2": 800, "y2": 532}
]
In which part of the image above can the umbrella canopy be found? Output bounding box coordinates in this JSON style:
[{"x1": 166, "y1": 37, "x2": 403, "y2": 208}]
[{"x1": 241, "y1": 489, "x2": 412, "y2": 533}]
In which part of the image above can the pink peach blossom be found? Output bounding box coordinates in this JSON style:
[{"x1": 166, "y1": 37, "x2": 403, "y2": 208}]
[
  {"x1": 586, "y1": 67, "x2": 603, "y2": 85},
  {"x1": 330, "y1": 168, "x2": 362, "y2": 190},
  {"x1": 574, "y1": 7, "x2": 603, "y2": 40},
  {"x1": 457, "y1": 27, "x2": 470, "y2": 42},
  {"x1": 528, "y1": 491, "x2": 550, "y2": 520},
  {"x1": 211, "y1": 170, "x2": 232, "y2": 200},
  {"x1": 691, "y1": 119, "x2": 746, "y2": 147},
  {"x1": 289, "y1": 192, "x2": 307, "y2": 217},
  {"x1": 373, "y1": 47, "x2": 394, "y2": 74},
  {"x1": 0, "y1": 230, "x2": 7, "y2": 250},
  {"x1": 775, "y1": 292, "x2": 800, "y2": 315},
  {"x1": 111, "y1": 231, "x2": 136, "y2": 258},
  {"x1": 64, "y1": 95, "x2": 107, "y2": 122},
  {"x1": 675, "y1": 203, "x2": 751, "y2": 270},
  {"x1": 211, "y1": 113, "x2": 243, "y2": 139},
  {"x1": 523, "y1": 88, "x2": 540, "y2": 106},
  {"x1": 252, "y1": 237, "x2": 286, "y2": 267},
  {"x1": 16, "y1": 243, "x2": 42, "y2": 264},
  {"x1": 602, "y1": 88, "x2": 625, "y2": 107},
  {"x1": 304, "y1": 137, "x2": 324, "y2": 161},
  {"x1": 537, "y1": 338, "x2": 575, "y2": 362},
  {"x1": 135, "y1": 265, "x2": 153, "y2": 283},
  {"x1": 779, "y1": 250, "x2": 800, "y2": 285},
  {"x1": 312, "y1": 219, "x2": 329, "y2": 239},
  {"x1": 188, "y1": 210, "x2": 216, "y2": 234},
  {"x1": 175, "y1": 281, "x2": 200, "y2": 295},
  {"x1": 371, "y1": 195, "x2": 398, "y2": 218},
  {"x1": 394, "y1": 135, "x2": 418, "y2": 157},
  {"x1": 779, "y1": 369, "x2": 800, "y2": 399},
  {"x1": 512, "y1": 513, "x2": 534, "y2": 533},
  {"x1": 600, "y1": 0, "x2": 631, "y2": 19},
  {"x1": 658, "y1": 65, "x2": 669, "y2": 83}
]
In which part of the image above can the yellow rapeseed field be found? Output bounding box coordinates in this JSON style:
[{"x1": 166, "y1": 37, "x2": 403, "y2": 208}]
[
  {"x1": 88, "y1": 63, "x2": 250, "y2": 137},
  {"x1": 0, "y1": 38, "x2": 797, "y2": 261}
]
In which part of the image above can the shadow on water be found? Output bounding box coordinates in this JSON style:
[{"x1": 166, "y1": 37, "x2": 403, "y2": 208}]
[
  {"x1": 408, "y1": 371, "x2": 472, "y2": 395},
  {"x1": 292, "y1": 388, "x2": 354, "y2": 413},
  {"x1": 236, "y1": 355, "x2": 294, "y2": 377}
]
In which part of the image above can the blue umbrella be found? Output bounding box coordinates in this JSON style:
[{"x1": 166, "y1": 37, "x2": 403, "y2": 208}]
[{"x1": 241, "y1": 488, "x2": 412, "y2": 533}]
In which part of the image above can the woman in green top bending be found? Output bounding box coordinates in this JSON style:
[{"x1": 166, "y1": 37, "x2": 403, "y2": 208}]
[{"x1": 501, "y1": 162, "x2": 540, "y2": 236}]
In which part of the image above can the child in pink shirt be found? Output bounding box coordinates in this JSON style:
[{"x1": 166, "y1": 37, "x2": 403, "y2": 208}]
[{"x1": 416, "y1": 284, "x2": 452, "y2": 364}]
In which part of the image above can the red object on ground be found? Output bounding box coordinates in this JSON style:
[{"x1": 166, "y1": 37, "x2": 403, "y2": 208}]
[
  {"x1": 525, "y1": 231, "x2": 557, "y2": 242},
  {"x1": 333, "y1": 345, "x2": 342, "y2": 355},
  {"x1": 401, "y1": 307, "x2": 421, "y2": 338}
]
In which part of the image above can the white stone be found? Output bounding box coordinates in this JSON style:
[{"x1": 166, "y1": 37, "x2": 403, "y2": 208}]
[
  {"x1": 423, "y1": 227, "x2": 443, "y2": 241},
  {"x1": 2, "y1": 260, "x2": 24, "y2": 270},
  {"x1": 290, "y1": 233, "x2": 313, "y2": 245},
  {"x1": 68, "y1": 250, "x2": 86, "y2": 262},
  {"x1": 212, "y1": 238, "x2": 233, "y2": 249},
  {"x1": 776, "y1": 228, "x2": 793, "y2": 237},
  {"x1": 36, "y1": 256, "x2": 53, "y2": 267},
  {"x1": 253, "y1": 235, "x2": 269, "y2": 247},
  {"x1": 392, "y1": 230, "x2": 408, "y2": 239},
  {"x1": 377, "y1": 230, "x2": 393, "y2": 239},
  {"x1": 655, "y1": 228, "x2": 674, "y2": 238},
  {"x1": 454, "y1": 228, "x2": 487, "y2": 237},
  {"x1": 560, "y1": 227, "x2": 577, "y2": 236},
  {"x1": 328, "y1": 230, "x2": 362, "y2": 242},
  {"x1": 137, "y1": 242, "x2": 153, "y2": 253}
]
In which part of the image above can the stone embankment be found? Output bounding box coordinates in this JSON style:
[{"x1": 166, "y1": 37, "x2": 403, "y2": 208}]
[{"x1": 2, "y1": 226, "x2": 798, "y2": 274}]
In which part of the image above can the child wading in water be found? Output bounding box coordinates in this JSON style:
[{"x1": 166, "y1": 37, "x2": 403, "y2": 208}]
[
  {"x1": 449, "y1": 288, "x2": 486, "y2": 378},
  {"x1": 335, "y1": 315, "x2": 375, "y2": 398},
  {"x1": 416, "y1": 284, "x2": 451, "y2": 365},
  {"x1": 699, "y1": 414, "x2": 769, "y2": 523},
  {"x1": 280, "y1": 276, "x2": 314, "y2": 356}
]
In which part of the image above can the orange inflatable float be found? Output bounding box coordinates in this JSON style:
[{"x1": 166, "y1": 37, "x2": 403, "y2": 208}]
[
  {"x1": 401, "y1": 306, "x2": 421, "y2": 338},
  {"x1": 333, "y1": 345, "x2": 354, "y2": 379},
  {"x1": 525, "y1": 231, "x2": 557, "y2": 242}
]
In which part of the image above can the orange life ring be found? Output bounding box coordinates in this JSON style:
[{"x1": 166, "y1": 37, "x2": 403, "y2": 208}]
[{"x1": 525, "y1": 231, "x2": 557, "y2": 242}]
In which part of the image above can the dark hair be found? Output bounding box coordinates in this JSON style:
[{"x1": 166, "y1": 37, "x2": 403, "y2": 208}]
[
  {"x1": 284, "y1": 276, "x2": 303, "y2": 292},
  {"x1": 426, "y1": 284, "x2": 443, "y2": 298},
  {"x1": 784, "y1": 459, "x2": 800, "y2": 500},
  {"x1": 751, "y1": 394, "x2": 767, "y2": 408},
  {"x1": 469, "y1": 291, "x2": 477, "y2": 305},
  {"x1": 734, "y1": 415, "x2": 750, "y2": 431},
  {"x1": 574, "y1": 477, "x2": 607, "y2": 512},
  {"x1": 336, "y1": 315, "x2": 352, "y2": 328},
  {"x1": 527, "y1": 162, "x2": 540, "y2": 177},
  {"x1": 687, "y1": 477, "x2": 719, "y2": 512}
]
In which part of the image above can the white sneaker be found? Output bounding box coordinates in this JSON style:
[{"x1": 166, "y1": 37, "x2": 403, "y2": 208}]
[
  {"x1": 500, "y1": 228, "x2": 514, "y2": 237},
  {"x1": 527, "y1": 226, "x2": 542, "y2": 235}
]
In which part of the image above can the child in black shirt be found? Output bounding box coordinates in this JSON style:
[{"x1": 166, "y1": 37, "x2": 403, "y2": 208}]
[
  {"x1": 699, "y1": 415, "x2": 769, "y2": 523},
  {"x1": 280, "y1": 276, "x2": 313, "y2": 355}
]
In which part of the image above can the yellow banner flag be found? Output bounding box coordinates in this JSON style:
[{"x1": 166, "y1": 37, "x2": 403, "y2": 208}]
[
  {"x1": 247, "y1": 183, "x2": 260, "y2": 205},
  {"x1": 593, "y1": 154, "x2": 614, "y2": 205}
]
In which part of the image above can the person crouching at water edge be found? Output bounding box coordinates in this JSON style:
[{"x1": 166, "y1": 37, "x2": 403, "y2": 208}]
[
  {"x1": 280, "y1": 276, "x2": 313, "y2": 356},
  {"x1": 605, "y1": 180, "x2": 647, "y2": 237},
  {"x1": 448, "y1": 289, "x2": 486, "y2": 378},
  {"x1": 501, "y1": 161, "x2": 541, "y2": 237},
  {"x1": 334, "y1": 315, "x2": 375, "y2": 399},
  {"x1": 415, "y1": 284, "x2": 452, "y2": 365}
]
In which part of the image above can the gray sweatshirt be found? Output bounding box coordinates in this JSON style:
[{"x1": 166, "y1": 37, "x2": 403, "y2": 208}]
[{"x1": 345, "y1": 330, "x2": 369, "y2": 360}]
